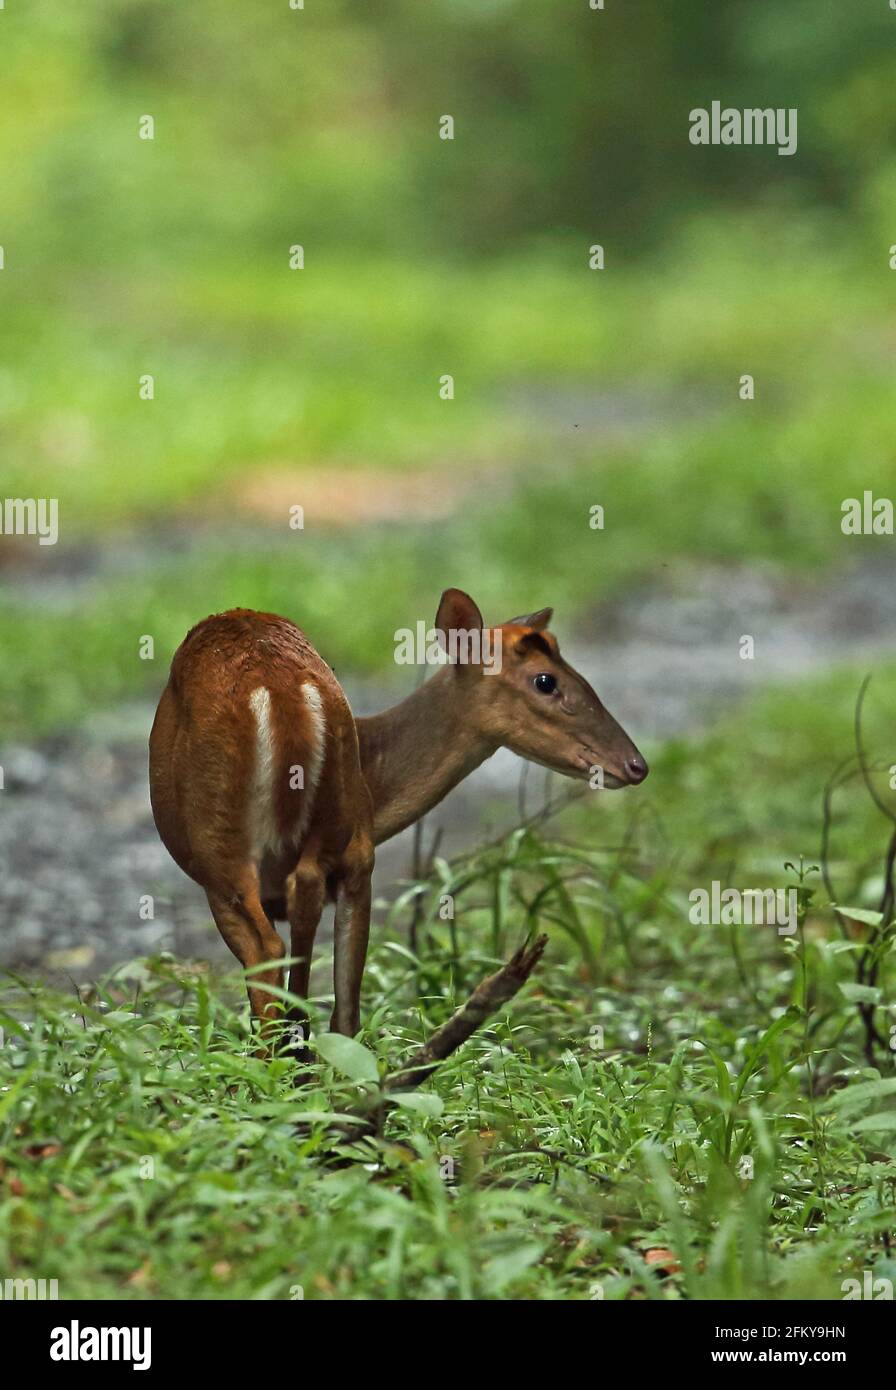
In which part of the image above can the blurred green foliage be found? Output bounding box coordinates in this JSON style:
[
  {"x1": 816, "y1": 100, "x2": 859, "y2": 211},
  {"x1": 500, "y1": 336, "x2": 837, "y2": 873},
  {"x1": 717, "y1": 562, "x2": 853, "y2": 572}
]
[
  {"x1": 3, "y1": 0, "x2": 895, "y2": 522},
  {"x1": 5, "y1": 1, "x2": 896, "y2": 261},
  {"x1": 2, "y1": 3, "x2": 896, "y2": 733}
]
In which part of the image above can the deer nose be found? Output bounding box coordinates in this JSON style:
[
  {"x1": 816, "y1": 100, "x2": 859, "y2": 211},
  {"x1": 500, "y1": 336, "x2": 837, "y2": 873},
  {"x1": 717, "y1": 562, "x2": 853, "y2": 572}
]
[{"x1": 625, "y1": 753, "x2": 649, "y2": 784}]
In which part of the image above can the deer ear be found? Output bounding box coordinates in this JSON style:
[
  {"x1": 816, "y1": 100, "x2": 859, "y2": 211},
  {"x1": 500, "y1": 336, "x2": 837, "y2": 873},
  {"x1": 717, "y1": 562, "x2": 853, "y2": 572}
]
[
  {"x1": 435, "y1": 588, "x2": 484, "y2": 638},
  {"x1": 507, "y1": 607, "x2": 553, "y2": 632}
]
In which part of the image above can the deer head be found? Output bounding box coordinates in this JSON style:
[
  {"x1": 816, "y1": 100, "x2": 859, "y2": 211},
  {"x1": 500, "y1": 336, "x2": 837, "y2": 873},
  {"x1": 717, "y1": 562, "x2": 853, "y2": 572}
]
[{"x1": 435, "y1": 587, "x2": 648, "y2": 789}]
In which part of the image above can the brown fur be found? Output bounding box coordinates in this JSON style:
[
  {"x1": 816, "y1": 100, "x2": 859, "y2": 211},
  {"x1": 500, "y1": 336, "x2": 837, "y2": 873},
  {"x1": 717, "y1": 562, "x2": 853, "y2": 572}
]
[{"x1": 149, "y1": 591, "x2": 647, "y2": 1043}]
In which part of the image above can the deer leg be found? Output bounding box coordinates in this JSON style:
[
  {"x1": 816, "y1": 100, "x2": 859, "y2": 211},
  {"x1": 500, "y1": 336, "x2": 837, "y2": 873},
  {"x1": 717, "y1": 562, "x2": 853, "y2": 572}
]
[
  {"x1": 284, "y1": 854, "x2": 326, "y2": 1048},
  {"x1": 331, "y1": 839, "x2": 374, "y2": 1037},
  {"x1": 206, "y1": 881, "x2": 286, "y2": 1034}
]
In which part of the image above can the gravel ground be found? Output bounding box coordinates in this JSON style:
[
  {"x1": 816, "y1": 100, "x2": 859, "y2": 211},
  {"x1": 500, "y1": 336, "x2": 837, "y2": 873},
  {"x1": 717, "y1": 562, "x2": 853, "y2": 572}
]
[{"x1": 2, "y1": 557, "x2": 895, "y2": 983}]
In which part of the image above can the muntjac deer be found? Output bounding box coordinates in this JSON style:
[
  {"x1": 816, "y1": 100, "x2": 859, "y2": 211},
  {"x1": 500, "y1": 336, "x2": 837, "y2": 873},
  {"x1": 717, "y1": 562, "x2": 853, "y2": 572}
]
[{"x1": 149, "y1": 588, "x2": 647, "y2": 1042}]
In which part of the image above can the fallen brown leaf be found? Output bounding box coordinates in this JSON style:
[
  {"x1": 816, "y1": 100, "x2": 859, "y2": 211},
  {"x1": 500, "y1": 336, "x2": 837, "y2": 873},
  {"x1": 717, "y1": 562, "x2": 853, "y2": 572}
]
[
  {"x1": 126, "y1": 1260, "x2": 153, "y2": 1289},
  {"x1": 644, "y1": 1247, "x2": 681, "y2": 1275}
]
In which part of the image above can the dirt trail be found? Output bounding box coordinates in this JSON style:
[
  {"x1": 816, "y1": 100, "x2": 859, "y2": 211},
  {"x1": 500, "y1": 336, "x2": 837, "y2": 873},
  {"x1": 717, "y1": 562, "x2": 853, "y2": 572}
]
[{"x1": 1, "y1": 556, "x2": 894, "y2": 980}]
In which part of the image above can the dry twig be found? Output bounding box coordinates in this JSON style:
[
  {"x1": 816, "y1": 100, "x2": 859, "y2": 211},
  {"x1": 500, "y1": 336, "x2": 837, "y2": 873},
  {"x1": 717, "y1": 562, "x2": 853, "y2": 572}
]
[{"x1": 328, "y1": 934, "x2": 548, "y2": 1147}]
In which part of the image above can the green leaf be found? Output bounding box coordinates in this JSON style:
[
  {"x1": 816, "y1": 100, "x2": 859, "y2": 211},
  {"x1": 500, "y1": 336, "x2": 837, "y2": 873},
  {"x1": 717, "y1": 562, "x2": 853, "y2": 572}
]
[
  {"x1": 838, "y1": 983, "x2": 883, "y2": 1004},
  {"x1": 832, "y1": 906, "x2": 883, "y2": 927},
  {"x1": 197, "y1": 976, "x2": 210, "y2": 1055},
  {"x1": 822, "y1": 1078, "x2": 896, "y2": 1113},
  {"x1": 850, "y1": 1112, "x2": 896, "y2": 1133},
  {"x1": 314, "y1": 1033, "x2": 380, "y2": 1083},
  {"x1": 734, "y1": 1007, "x2": 801, "y2": 1100},
  {"x1": 389, "y1": 1092, "x2": 444, "y2": 1118},
  {"x1": 705, "y1": 1046, "x2": 733, "y2": 1104},
  {"x1": 0, "y1": 1066, "x2": 35, "y2": 1121},
  {"x1": 481, "y1": 1242, "x2": 545, "y2": 1293}
]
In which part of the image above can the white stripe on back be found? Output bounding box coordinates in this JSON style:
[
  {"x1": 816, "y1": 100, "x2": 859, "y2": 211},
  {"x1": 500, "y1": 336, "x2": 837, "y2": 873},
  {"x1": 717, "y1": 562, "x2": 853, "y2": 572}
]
[
  {"x1": 248, "y1": 687, "x2": 280, "y2": 860},
  {"x1": 247, "y1": 682, "x2": 327, "y2": 861},
  {"x1": 295, "y1": 683, "x2": 326, "y2": 844}
]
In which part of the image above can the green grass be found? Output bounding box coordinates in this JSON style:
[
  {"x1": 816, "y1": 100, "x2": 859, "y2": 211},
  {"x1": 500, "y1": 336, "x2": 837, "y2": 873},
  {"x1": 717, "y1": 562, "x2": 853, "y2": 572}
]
[{"x1": 3, "y1": 664, "x2": 896, "y2": 1300}]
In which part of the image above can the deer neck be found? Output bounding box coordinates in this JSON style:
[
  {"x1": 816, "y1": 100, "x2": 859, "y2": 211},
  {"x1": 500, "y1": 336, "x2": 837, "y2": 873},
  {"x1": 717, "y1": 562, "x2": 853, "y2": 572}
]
[{"x1": 355, "y1": 667, "x2": 495, "y2": 845}]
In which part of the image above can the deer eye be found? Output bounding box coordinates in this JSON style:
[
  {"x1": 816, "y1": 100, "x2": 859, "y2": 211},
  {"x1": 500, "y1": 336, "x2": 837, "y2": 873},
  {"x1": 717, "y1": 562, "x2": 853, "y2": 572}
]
[{"x1": 534, "y1": 673, "x2": 556, "y2": 695}]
